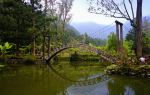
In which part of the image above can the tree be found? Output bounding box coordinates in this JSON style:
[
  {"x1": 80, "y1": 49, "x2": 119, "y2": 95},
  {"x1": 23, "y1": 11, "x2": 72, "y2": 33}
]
[
  {"x1": 29, "y1": 0, "x2": 42, "y2": 56},
  {"x1": 47, "y1": 0, "x2": 74, "y2": 43},
  {"x1": 136, "y1": 0, "x2": 143, "y2": 57},
  {"x1": 126, "y1": 16, "x2": 150, "y2": 55},
  {"x1": 0, "y1": 0, "x2": 32, "y2": 56},
  {"x1": 142, "y1": 17, "x2": 150, "y2": 54},
  {"x1": 88, "y1": 0, "x2": 143, "y2": 58},
  {"x1": 54, "y1": 0, "x2": 74, "y2": 45},
  {"x1": 107, "y1": 32, "x2": 117, "y2": 51},
  {"x1": 126, "y1": 29, "x2": 136, "y2": 50},
  {"x1": 0, "y1": 0, "x2": 44, "y2": 56}
]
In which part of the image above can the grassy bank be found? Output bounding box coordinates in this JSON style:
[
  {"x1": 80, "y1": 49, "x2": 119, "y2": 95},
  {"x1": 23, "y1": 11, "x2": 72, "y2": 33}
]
[
  {"x1": 106, "y1": 64, "x2": 150, "y2": 77},
  {"x1": 0, "y1": 55, "x2": 37, "y2": 64}
]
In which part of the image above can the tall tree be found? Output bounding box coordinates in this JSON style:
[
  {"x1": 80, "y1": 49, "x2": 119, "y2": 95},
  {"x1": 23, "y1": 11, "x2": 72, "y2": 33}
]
[
  {"x1": 29, "y1": 0, "x2": 42, "y2": 56},
  {"x1": 50, "y1": 0, "x2": 74, "y2": 43},
  {"x1": 136, "y1": 0, "x2": 143, "y2": 57},
  {"x1": 139, "y1": 16, "x2": 150, "y2": 54},
  {"x1": 30, "y1": 0, "x2": 36, "y2": 56},
  {"x1": 0, "y1": 0, "x2": 32, "y2": 56},
  {"x1": 88, "y1": 0, "x2": 143, "y2": 58},
  {"x1": 0, "y1": 0, "x2": 44, "y2": 56},
  {"x1": 126, "y1": 16, "x2": 150, "y2": 55}
]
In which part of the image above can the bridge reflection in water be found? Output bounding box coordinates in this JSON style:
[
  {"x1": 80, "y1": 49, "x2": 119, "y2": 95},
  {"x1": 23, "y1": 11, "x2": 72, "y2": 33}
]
[
  {"x1": 49, "y1": 61, "x2": 145, "y2": 95},
  {"x1": 66, "y1": 79, "x2": 110, "y2": 95},
  {"x1": 65, "y1": 73, "x2": 110, "y2": 95},
  {"x1": 66, "y1": 78, "x2": 136, "y2": 95},
  {"x1": 49, "y1": 64, "x2": 111, "y2": 95}
]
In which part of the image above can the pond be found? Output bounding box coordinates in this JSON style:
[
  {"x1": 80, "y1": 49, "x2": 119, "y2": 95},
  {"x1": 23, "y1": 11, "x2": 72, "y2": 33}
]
[{"x1": 0, "y1": 61, "x2": 150, "y2": 95}]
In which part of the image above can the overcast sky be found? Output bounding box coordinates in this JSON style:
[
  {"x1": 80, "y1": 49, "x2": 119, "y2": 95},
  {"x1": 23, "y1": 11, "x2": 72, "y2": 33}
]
[{"x1": 70, "y1": 0, "x2": 150, "y2": 25}]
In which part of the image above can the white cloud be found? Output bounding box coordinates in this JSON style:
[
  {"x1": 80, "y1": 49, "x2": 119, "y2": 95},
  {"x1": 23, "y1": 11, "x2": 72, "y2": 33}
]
[
  {"x1": 70, "y1": 0, "x2": 127, "y2": 25},
  {"x1": 70, "y1": 0, "x2": 150, "y2": 25}
]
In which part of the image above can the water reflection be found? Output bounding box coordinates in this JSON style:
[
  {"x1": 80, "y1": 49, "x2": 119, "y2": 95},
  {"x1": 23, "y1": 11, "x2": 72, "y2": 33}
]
[
  {"x1": 66, "y1": 75, "x2": 150, "y2": 95},
  {"x1": 0, "y1": 64, "x2": 71, "y2": 95},
  {"x1": 0, "y1": 61, "x2": 150, "y2": 95},
  {"x1": 66, "y1": 80, "x2": 110, "y2": 95},
  {"x1": 107, "y1": 76, "x2": 150, "y2": 95}
]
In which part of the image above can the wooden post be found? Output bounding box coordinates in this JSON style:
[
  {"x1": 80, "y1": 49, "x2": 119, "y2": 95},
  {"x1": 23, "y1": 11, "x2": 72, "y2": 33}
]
[
  {"x1": 115, "y1": 21, "x2": 120, "y2": 52},
  {"x1": 115, "y1": 20, "x2": 123, "y2": 52},
  {"x1": 120, "y1": 24, "x2": 123, "y2": 51}
]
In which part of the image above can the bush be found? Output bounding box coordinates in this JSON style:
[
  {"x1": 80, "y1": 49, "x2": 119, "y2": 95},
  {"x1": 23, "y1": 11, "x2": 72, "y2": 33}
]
[
  {"x1": 106, "y1": 64, "x2": 119, "y2": 69},
  {"x1": 106, "y1": 64, "x2": 150, "y2": 77}
]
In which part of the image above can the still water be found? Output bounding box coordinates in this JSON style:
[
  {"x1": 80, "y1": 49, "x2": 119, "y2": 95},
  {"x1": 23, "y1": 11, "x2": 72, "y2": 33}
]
[{"x1": 0, "y1": 61, "x2": 150, "y2": 95}]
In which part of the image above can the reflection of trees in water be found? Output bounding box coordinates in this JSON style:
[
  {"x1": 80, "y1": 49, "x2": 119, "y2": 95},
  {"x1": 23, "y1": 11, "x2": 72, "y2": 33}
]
[
  {"x1": 0, "y1": 65, "x2": 69, "y2": 95},
  {"x1": 107, "y1": 76, "x2": 150, "y2": 95}
]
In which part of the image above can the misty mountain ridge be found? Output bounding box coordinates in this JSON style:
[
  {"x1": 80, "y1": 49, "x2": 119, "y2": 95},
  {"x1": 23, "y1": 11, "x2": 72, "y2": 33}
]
[{"x1": 70, "y1": 21, "x2": 131, "y2": 39}]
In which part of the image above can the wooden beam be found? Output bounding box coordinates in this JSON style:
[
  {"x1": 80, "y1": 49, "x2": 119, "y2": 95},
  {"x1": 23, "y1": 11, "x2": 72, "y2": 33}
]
[{"x1": 116, "y1": 22, "x2": 120, "y2": 52}]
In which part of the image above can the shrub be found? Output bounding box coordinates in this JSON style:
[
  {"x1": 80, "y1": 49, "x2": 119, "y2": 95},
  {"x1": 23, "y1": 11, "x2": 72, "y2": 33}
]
[{"x1": 106, "y1": 64, "x2": 118, "y2": 70}]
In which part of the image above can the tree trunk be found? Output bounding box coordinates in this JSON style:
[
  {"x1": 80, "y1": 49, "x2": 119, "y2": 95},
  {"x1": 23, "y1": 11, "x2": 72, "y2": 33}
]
[
  {"x1": 30, "y1": 0, "x2": 36, "y2": 56},
  {"x1": 136, "y1": 0, "x2": 143, "y2": 58},
  {"x1": 48, "y1": 36, "x2": 50, "y2": 57},
  {"x1": 43, "y1": 36, "x2": 45, "y2": 60},
  {"x1": 32, "y1": 34, "x2": 35, "y2": 56},
  {"x1": 16, "y1": 17, "x2": 20, "y2": 56}
]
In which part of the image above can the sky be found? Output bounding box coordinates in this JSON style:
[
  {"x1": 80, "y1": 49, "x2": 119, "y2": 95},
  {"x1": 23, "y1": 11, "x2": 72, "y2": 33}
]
[{"x1": 70, "y1": 0, "x2": 150, "y2": 25}]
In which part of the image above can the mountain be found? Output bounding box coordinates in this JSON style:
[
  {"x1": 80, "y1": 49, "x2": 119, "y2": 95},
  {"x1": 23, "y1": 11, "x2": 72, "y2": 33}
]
[
  {"x1": 70, "y1": 21, "x2": 132, "y2": 39},
  {"x1": 66, "y1": 24, "x2": 80, "y2": 36},
  {"x1": 70, "y1": 22, "x2": 116, "y2": 39}
]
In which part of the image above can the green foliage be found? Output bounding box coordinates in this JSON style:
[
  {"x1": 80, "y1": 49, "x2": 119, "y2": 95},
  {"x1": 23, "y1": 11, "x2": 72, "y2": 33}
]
[
  {"x1": 126, "y1": 16, "x2": 150, "y2": 55},
  {"x1": 0, "y1": 0, "x2": 107, "y2": 58},
  {"x1": 126, "y1": 29, "x2": 136, "y2": 47},
  {"x1": 80, "y1": 33, "x2": 106, "y2": 46},
  {"x1": 142, "y1": 16, "x2": 150, "y2": 41},
  {"x1": 0, "y1": 42, "x2": 12, "y2": 56},
  {"x1": 143, "y1": 30, "x2": 150, "y2": 54},
  {"x1": 0, "y1": 0, "x2": 44, "y2": 55},
  {"x1": 106, "y1": 64, "x2": 119, "y2": 70},
  {"x1": 123, "y1": 40, "x2": 134, "y2": 55},
  {"x1": 106, "y1": 64, "x2": 150, "y2": 76},
  {"x1": 106, "y1": 32, "x2": 117, "y2": 51},
  {"x1": 96, "y1": 46, "x2": 107, "y2": 51}
]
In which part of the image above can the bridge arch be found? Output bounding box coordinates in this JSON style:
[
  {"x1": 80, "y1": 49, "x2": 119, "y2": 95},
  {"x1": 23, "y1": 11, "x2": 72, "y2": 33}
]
[
  {"x1": 45, "y1": 43, "x2": 120, "y2": 64},
  {"x1": 44, "y1": 44, "x2": 120, "y2": 84},
  {"x1": 46, "y1": 47, "x2": 73, "y2": 63}
]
